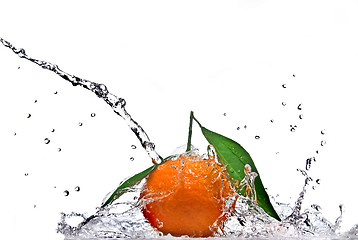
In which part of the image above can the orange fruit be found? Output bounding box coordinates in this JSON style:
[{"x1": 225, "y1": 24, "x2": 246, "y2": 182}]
[{"x1": 139, "y1": 153, "x2": 235, "y2": 237}]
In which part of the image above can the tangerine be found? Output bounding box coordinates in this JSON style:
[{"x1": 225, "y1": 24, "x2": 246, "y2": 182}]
[{"x1": 139, "y1": 153, "x2": 235, "y2": 237}]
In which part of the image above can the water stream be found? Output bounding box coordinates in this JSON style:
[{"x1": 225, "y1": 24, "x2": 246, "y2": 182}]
[{"x1": 0, "y1": 37, "x2": 161, "y2": 165}]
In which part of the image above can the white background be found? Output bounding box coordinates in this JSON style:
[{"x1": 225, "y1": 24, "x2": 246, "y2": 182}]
[{"x1": 1, "y1": 1, "x2": 358, "y2": 239}]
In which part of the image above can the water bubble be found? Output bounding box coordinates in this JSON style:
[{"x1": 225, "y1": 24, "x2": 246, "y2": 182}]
[
  {"x1": 321, "y1": 129, "x2": 326, "y2": 135},
  {"x1": 144, "y1": 142, "x2": 155, "y2": 151},
  {"x1": 282, "y1": 84, "x2": 287, "y2": 88},
  {"x1": 316, "y1": 179, "x2": 321, "y2": 184},
  {"x1": 34, "y1": 204, "x2": 36, "y2": 208},
  {"x1": 91, "y1": 83, "x2": 109, "y2": 98},
  {"x1": 130, "y1": 157, "x2": 134, "y2": 161},
  {"x1": 18, "y1": 66, "x2": 20, "y2": 69},
  {"x1": 223, "y1": 113, "x2": 227, "y2": 116},
  {"x1": 321, "y1": 140, "x2": 326, "y2": 146},
  {"x1": 312, "y1": 186, "x2": 316, "y2": 190},
  {"x1": 114, "y1": 98, "x2": 126, "y2": 108},
  {"x1": 299, "y1": 114, "x2": 303, "y2": 119},
  {"x1": 99, "y1": 84, "x2": 107, "y2": 92},
  {"x1": 58, "y1": 148, "x2": 62, "y2": 152},
  {"x1": 34, "y1": 100, "x2": 38, "y2": 103},
  {"x1": 51, "y1": 129, "x2": 55, "y2": 132},
  {"x1": 54, "y1": 91, "x2": 58, "y2": 94},
  {"x1": 293, "y1": 74, "x2": 296, "y2": 77},
  {"x1": 91, "y1": 113, "x2": 96, "y2": 117},
  {"x1": 270, "y1": 119, "x2": 274, "y2": 123},
  {"x1": 25, "y1": 173, "x2": 28, "y2": 176},
  {"x1": 75, "y1": 186, "x2": 80, "y2": 192},
  {"x1": 236, "y1": 127, "x2": 240, "y2": 130},
  {"x1": 27, "y1": 113, "x2": 31, "y2": 118},
  {"x1": 78, "y1": 122, "x2": 83, "y2": 126},
  {"x1": 44, "y1": 138, "x2": 50, "y2": 144},
  {"x1": 316, "y1": 150, "x2": 319, "y2": 154},
  {"x1": 131, "y1": 145, "x2": 136, "y2": 149},
  {"x1": 63, "y1": 190, "x2": 69, "y2": 196},
  {"x1": 255, "y1": 135, "x2": 260, "y2": 140},
  {"x1": 14, "y1": 132, "x2": 17, "y2": 136},
  {"x1": 244, "y1": 125, "x2": 247, "y2": 129},
  {"x1": 297, "y1": 104, "x2": 302, "y2": 110},
  {"x1": 282, "y1": 102, "x2": 286, "y2": 106}
]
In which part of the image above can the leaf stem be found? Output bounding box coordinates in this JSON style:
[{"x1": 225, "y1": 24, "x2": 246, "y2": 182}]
[{"x1": 186, "y1": 111, "x2": 194, "y2": 152}]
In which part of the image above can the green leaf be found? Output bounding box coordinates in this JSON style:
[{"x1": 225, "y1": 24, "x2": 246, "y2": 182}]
[
  {"x1": 100, "y1": 164, "x2": 157, "y2": 209},
  {"x1": 100, "y1": 155, "x2": 174, "y2": 209},
  {"x1": 193, "y1": 115, "x2": 281, "y2": 221}
]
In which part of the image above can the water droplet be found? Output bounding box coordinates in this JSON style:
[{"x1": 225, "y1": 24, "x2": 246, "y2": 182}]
[
  {"x1": 34, "y1": 100, "x2": 38, "y2": 103},
  {"x1": 44, "y1": 138, "x2": 50, "y2": 144},
  {"x1": 312, "y1": 186, "x2": 316, "y2": 190},
  {"x1": 293, "y1": 74, "x2": 296, "y2": 77},
  {"x1": 311, "y1": 204, "x2": 321, "y2": 211},
  {"x1": 58, "y1": 148, "x2": 62, "y2": 152},
  {"x1": 236, "y1": 127, "x2": 240, "y2": 130},
  {"x1": 91, "y1": 113, "x2": 96, "y2": 117},
  {"x1": 270, "y1": 119, "x2": 274, "y2": 123},
  {"x1": 282, "y1": 102, "x2": 286, "y2": 106},
  {"x1": 34, "y1": 204, "x2": 36, "y2": 208},
  {"x1": 25, "y1": 173, "x2": 28, "y2": 176},
  {"x1": 275, "y1": 152, "x2": 279, "y2": 155},
  {"x1": 63, "y1": 190, "x2": 69, "y2": 196},
  {"x1": 316, "y1": 179, "x2": 321, "y2": 184},
  {"x1": 299, "y1": 114, "x2": 303, "y2": 119},
  {"x1": 306, "y1": 157, "x2": 314, "y2": 170},
  {"x1": 282, "y1": 84, "x2": 287, "y2": 88},
  {"x1": 316, "y1": 150, "x2": 319, "y2": 154},
  {"x1": 18, "y1": 66, "x2": 20, "y2": 69},
  {"x1": 14, "y1": 132, "x2": 17, "y2": 136},
  {"x1": 75, "y1": 186, "x2": 80, "y2": 192},
  {"x1": 321, "y1": 129, "x2": 326, "y2": 135},
  {"x1": 27, "y1": 113, "x2": 31, "y2": 118},
  {"x1": 51, "y1": 129, "x2": 55, "y2": 132},
  {"x1": 223, "y1": 113, "x2": 227, "y2": 116},
  {"x1": 130, "y1": 157, "x2": 134, "y2": 161},
  {"x1": 290, "y1": 125, "x2": 297, "y2": 132},
  {"x1": 78, "y1": 122, "x2": 83, "y2": 126},
  {"x1": 244, "y1": 125, "x2": 247, "y2": 129},
  {"x1": 321, "y1": 140, "x2": 326, "y2": 146},
  {"x1": 131, "y1": 145, "x2": 136, "y2": 149},
  {"x1": 255, "y1": 135, "x2": 260, "y2": 140},
  {"x1": 54, "y1": 91, "x2": 58, "y2": 94},
  {"x1": 297, "y1": 104, "x2": 302, "y2": 110}
]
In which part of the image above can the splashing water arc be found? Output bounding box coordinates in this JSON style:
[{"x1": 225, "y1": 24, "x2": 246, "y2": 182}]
[{"x1": 0, "y1": 37, "x2": 161, "y2": 165}]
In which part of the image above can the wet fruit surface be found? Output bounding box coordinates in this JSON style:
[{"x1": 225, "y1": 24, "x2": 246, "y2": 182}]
[{"x1": 139, "y1": 153, "x2": 235, "y2": 237}]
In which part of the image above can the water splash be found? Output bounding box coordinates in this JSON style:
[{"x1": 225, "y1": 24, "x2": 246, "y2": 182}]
[
  {"x1": 238, "y1": 164, "x2": 258, "y2": 203},
  {"x1": 3, "y1": 37, "x2": 357, "y2": 239},
  {"x1": 55, "y1": 146, "x2": 350, "y2": 239},
  {"x1": 0, "y1": 37, "x2": 161, "y2": 164}
]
